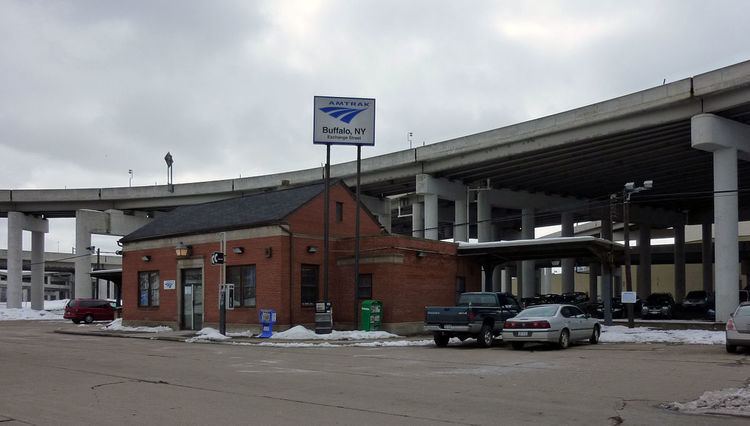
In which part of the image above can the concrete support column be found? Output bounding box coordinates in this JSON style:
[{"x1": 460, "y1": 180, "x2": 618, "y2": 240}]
[
  {"x1": 74, "y1": 224, "x2": 92, "y2": 299},
  {"x1": 601, "y1": 261, "x2": 613, "y2": 325},
  {"x1": 492, "y1": 266, "x2": 502, "y2": 292},
  {"x1": 561, "y1": 212, "x2": 575, "y2": 294},
  {"x1": 674, "y1": 223, "x2": 686, "y2": 303},
  {"x1": 638, "y1": 225, "x2": 652, "y2": 297},
  {"x1": 423, "y1": 194, "x2": 439, "y2": 240},
  {"x1": 614, "y1": 267, "x2": 622, "y2": 296},
  {"x1": 31, "y1": 231, "x2": 45, "y2": 310},
  {"x1": 541, "y1": 268, "x2": 552, "y2": 294},
  {"x1": 6, "y1": 212, "x2": 24, "y2": 309},
  {"x1": 702, "y1": 221, "x2": 714, "y2": 292},
  {"x1": 692, "y1": 113, "x2": 750, "y2": 321},
  {"x1": 454, "y1": 198, "x2": 468, "y2": 242},
  {"x1": 411, "y1": 201, "x2": 424, "y2": 238},
  {"x1": 501, "y1": 269, "x2": 511, "y2": 293},
  {"x1": 713, "y1": 147, "x2": 740, "y2": 321},
  {"x1": 477, "y1": 191, "x2": 491, "y2": 242},
  {"x1": 483, "y1": 265, "x2": 493, "y2": 292},
  {"x1": 589, "y1": 263, "x2": 599, "y2": 301},
  {"x1": 521, "y1": 208, "x2": 535, "y2": 298}
]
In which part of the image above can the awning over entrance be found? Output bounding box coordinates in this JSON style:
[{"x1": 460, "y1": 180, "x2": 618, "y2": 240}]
[
  {"x1": 457, "y1": 236, "x2": 624, "y2": 266},
  {"x1": 90, "y1": 268, "x2": 123, "y2": 306}
]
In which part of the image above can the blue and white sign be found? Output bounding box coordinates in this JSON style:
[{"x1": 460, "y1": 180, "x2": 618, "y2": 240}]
[
  {"x1": 621, "y1": 291, "x2": 637, "y2": 304},
  {"x1": 313, "y1": 96, "x2": 375, "y2": 146},
  {"x1": 163, "y1": 280, "x2": 176, "y2": 290}
]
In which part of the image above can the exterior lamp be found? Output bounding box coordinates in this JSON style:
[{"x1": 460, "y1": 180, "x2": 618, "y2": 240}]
[
  {"x1": 417, "y1": 251, "x2": 427, "y2": 258},
  {"x1": 232, "y1": 247, "x2": 244, "y2": 254},
  {"x1": 175, "y1": 242, "x2": 191, "y2": 258},
  {"x1": 141, "y1": 255, "x2": 151, "y2": 262},
  {"x1": 306, "y1": 246, "x2": 318, "y2": 254}
]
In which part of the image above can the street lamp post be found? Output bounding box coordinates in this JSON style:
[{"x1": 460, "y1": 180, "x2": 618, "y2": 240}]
[
  {"x1": 164, "y1": 152, "x2": 174, "y2": 193},
  {"x1": 622, "y1": 180, "x2": 653, "y2": 328}
]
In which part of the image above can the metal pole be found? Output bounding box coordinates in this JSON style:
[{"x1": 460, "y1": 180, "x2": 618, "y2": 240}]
[
  {"x1": 354, "y1": 145, "x2": 361, "y2": 330},
  {"x1": 323, "y1": 144, "x2": 330, "y2": 302},
  {"x1": 623, "y1": 192, "x2": 635, "y2": 328},
  {"x1": 219, "y1": 232, "x2": 226, "y2": 335}
]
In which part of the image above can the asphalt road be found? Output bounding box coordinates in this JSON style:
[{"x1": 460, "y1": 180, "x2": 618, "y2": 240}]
[{"x1": 0, "y1": 321, "x2": 748, "y2": 425}]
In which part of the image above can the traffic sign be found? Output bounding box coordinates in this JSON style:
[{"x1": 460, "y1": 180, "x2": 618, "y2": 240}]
[{"x1": 211, "y1": 251, "x2": 225, "y2": 265}]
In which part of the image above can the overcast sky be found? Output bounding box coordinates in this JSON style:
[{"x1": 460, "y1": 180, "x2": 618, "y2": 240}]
[{"x1": 2, "y1": 0, "x2": 750, "y2": 254}]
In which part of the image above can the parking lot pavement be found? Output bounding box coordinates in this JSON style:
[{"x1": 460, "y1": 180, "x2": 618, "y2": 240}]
[{"x1": 1, "y1": 320, "x2": 748, "y2": 425}]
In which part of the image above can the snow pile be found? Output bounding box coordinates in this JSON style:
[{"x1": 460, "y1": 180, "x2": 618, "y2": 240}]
[
  {"x1": 186, "y1": 327, "x2": 232, "y2": 343},
  {"x1": 0, "y1": 307, "x2": 64, "y2": 321},
  {"x1": 663, "y1": 384, "x2": 750, "y2": 417},
  {"x1": 255, "y1": 339, "x2": 433, "y2": 348},
  {"x1": 600, "y1": 326, "x2": 725, "y2": 345},
  {"x1": 0, "y1": 299, "x2": 68, "y2": 321},
  {"x1": 269, "y1": 325, "x2": 400, "y2": 340},
  {"x1": 102, "y1": 318, "x2": 172, "y2": 333}
]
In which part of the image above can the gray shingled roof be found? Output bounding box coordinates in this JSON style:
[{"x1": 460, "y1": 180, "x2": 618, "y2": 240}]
[{"x1": 121, "y1": 182, "x2": 326, "y2": 243}]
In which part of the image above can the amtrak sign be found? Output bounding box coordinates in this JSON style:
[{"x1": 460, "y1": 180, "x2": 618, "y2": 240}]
[{"x1": 314, "y1": 96, "x2": 375, "y2": 146}]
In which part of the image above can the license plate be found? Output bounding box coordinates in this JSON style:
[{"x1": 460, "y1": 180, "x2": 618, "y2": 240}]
[
  {"x1": 443, "y1": 324, "x2": 453, "y2": 329},
  {"x1": 514, "y1": 331, "x2": 530, "y2": 337}
]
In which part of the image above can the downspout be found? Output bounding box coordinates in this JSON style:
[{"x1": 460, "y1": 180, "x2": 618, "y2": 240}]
[{"x1": 280, "y1": 224, "x2": 294, "y2": 327}]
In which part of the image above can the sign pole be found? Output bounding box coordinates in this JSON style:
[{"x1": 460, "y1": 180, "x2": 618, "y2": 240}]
[
  {"x1": 219, "y1": 232, "x2": 226, "y2": 335},
  {"x1": 354, "y1": 145, "x2": 361, "y2": 330},
  {"x1": 323, "y1": 143, "x2": 330, "y2": 303},
  {"x1": 623, "y1": 192, "x2": 635, "y2": 328}
]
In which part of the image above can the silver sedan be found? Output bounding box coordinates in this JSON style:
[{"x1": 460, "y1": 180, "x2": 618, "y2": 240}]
[
  {"x1": 726, "y1": 301, "x2": 750, "y2": 353},
  {"x1": 501, "y1": 304, "x2": 601, "y2": 350}
]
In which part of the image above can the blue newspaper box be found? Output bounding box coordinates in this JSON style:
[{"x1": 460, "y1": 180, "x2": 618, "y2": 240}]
[{"x1": 258, "y1": 309, "x2": 276, "y2": 338}]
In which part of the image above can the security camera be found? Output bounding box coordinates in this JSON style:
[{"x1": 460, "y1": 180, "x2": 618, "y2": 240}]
[{"x1": 643, "y1": 180, "x2": 653, "y2": 190}]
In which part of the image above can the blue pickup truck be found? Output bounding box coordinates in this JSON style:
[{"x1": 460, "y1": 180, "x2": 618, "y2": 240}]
[{"x1": 424, "y1": 292, "x2": 522, "y2": 347}]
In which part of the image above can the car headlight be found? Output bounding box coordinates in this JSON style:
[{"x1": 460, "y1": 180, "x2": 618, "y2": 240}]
[
  {"x1": 661, "y1": 306, "x2": 669, "y2": 312},
  {"x1": 641, "y1": 307, "x2": 648, "y2": 313}
]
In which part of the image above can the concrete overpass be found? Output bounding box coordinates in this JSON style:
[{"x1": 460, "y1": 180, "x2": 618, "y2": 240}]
[{"x1": 3, "y1": 60, "x2": 750, "y2": 321}]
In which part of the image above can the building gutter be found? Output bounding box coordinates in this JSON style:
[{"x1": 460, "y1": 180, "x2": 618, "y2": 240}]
[{"x1": 279, "y1": 224, "x2": 294, "y2": 327}]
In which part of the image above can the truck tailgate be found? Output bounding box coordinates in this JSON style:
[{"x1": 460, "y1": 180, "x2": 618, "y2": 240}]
[{"x1": 425, "y1": 307, "x2": 470, "y2": 325}]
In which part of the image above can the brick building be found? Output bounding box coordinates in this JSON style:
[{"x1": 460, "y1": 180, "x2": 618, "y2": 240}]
[{"x1": 120, "y1": 182, "x2": 480, "y2": 334}]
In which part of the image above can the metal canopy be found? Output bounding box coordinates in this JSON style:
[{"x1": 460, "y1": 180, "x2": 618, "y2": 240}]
[{"x1": 457, "y1": 236, "x2": 624, "y2": 266}]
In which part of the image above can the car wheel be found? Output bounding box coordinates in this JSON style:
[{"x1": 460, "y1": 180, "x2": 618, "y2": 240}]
[
  {"x1": 726, "y1": 344, "x2": 738, "y2": 353},
  {"x1": 557, "y1": 329, "x2": 570, "y2": 349},
  {"x1": 477, "y1": 323, "x2": 493, "y2": 348},
  {"x1": 511, "y1": 342, "x2": 525, "y2": 350},
  {"x1": 84, "y1": 314, "x2": 94, "y2": 324},
  {"x1": 433, "y1": 334, "x2": 450, "y2": 348},
  {"x1": 589, "y1": 325, "x2": 600, "y2": 344},
  {"x1": 72, "y1": 319, "x2": 81, "y2": 324}
]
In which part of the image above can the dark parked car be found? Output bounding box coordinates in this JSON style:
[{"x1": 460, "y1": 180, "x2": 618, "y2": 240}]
[
  {"x1": 681, "y1": 291, "x2": 714, "y2": 318},
  {"x1": 562, "y1": 292, "x2": 590, "y2": 306},
  {"x1": 521, "y1": 296, "x2": 544, "y2": 308},
  {"x1": 539, "y1": 294, "x2": 564, "y2": 304},
  {"x1": 596, "y1": 297, "x2": 624, "y2": 319},
  {"x1": 64, "y1": 299, "x2": 117, "y2": 324},
  {"x1": 641, "y1": 293, "x2": 676, "y2": 319},
  {"x1": 706, "y1": 290, "x2": 749, "y2": 321},
  {"x1": 424, "y1": 292, "x2": 522, "y2": 347}
]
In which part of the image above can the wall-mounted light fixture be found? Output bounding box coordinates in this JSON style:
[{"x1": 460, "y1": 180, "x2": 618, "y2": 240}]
[
  {"x1": 550, "y1": 260, "x2": 561, "y2": 267},
  {"x1": 416, "y1": 251, "x2": 427, "y2": 258},
  {"x1": 175, "y1": 242, "x2": 191, "y2": 258},
  {"x1": 141, "y1": 255, "x2": 152, "y2": 262},
  {"x1": 306, "y1": 245, "x2": 318, "y2": 254},
  {"x1": 264, "y1": 247, "x2": 273, "y2": 258},
  {"x1": 232, "y1": 247, "x2": 244, "y2": 255}
]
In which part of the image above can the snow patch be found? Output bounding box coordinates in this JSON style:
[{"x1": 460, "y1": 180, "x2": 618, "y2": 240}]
[
  {"x1": 663, "y1": 384, "x2": 750, "y2": 417},
  {"x1": 186, "y1": 327, "x2": 232, "y2": 342},
  {"x1": 102, "y1": 318, "x2": 172, "y2": 333},
  {"x1": 270, "y1": 325, "x2": 400, "y2": 340},
  {"x1": 0, "y1": 299, "x2": 68, "y2": 321},
  {"x1": 600, "y1": 325, "x2": 725, "y2": 345}
]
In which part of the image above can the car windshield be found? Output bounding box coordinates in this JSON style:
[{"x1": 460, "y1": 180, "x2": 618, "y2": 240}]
[
  {"x1": 736, "y1": 306, "x2": 750, "y2": 317},
  {"x1": 685, "y1": 291, "x2": 707, "y2": 300},
  {"x1": 516, "y1": 306, "x2": 558, "y2": 318}
]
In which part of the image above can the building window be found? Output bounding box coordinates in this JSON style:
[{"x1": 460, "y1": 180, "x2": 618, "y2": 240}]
[
  {"x1": 358, "y1": 274, "x2": 373, "y2": 299},
  {"x1": 455, "y1": 276, "x2": 466, "y2": 304},
  {"x1": 301, "y1": 264, "x2": 319, "y2": 306},
  {"x1": 336, "y1": 202, "x2": 344, "y2": 222},
  {"x1": 227, "y1": 265, "x2": 256, "y2": 307},
  {"x1": 139, "y1": 271, "x2": 159, "y2": 307}
]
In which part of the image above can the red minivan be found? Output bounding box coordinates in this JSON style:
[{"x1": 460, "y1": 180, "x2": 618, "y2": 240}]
[{"x1": 64, "y1": 299, "x2": 116, "y2": 324}]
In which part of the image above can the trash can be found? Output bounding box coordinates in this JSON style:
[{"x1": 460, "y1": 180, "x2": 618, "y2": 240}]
[{"x1": 360, "y1": 300, "x2": 382, "y2": 331}]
